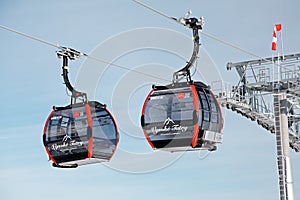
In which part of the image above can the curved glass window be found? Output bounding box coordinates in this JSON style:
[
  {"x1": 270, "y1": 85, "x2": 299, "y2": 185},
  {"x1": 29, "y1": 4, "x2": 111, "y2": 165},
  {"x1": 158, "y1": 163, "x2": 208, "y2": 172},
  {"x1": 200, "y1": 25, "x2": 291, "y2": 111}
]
[
  {"x1": 199, "y1": 91, "x2": 210, "y2": 122},
  {"x1": 90, "y1": 102, "x2": 118, "y2": 158},
  {"x1": 143, "y1": 88, "x2": 196, "y2": 138},
  {"x1": 144, "y1": 90, "x2": 195, "y2": 125}
]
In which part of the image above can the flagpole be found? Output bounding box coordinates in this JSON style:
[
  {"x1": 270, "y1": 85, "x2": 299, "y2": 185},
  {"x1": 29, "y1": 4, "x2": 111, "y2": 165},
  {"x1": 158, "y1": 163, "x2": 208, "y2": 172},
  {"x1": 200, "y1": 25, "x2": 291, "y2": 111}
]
[
  {"x1": 278, "y1": 51, "x2": 281, "y2": 82},
  {"x1": 280, "y1": 26, "x2": 285, "y2": 60}
]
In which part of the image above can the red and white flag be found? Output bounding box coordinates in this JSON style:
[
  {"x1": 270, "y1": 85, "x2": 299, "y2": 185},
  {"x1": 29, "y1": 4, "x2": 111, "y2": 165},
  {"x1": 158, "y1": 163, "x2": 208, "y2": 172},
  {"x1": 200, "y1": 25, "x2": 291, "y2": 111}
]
[{"x1": 272, "y1": 24, "x2": 282, "y2": 51}]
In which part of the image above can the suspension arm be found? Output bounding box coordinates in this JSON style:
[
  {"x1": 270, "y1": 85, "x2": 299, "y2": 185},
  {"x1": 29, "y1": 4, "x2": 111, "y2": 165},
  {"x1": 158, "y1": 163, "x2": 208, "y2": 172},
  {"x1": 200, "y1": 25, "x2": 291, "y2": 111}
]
[
  {"x1": 177, "y1": 18, "x2": 201, "y2": 73},
  {"x1": 172, "y1": 17, "x2": 203, "y2": 83}
]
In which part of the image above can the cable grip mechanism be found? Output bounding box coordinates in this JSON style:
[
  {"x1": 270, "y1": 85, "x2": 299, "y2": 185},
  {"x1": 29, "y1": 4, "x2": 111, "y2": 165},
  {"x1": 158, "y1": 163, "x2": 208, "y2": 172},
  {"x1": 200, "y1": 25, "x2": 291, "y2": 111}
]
[{"x1": 56, "y1": 47, "x2": 87, "y2": 105}]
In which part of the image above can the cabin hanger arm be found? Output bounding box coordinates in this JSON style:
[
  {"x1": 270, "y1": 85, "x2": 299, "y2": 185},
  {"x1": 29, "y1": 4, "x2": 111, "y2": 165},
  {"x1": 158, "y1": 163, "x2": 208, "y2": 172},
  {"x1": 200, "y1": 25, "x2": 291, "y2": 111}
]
[
  {"x1": 57, "y1": 47, "x2": 87, "y2": 104},
  {"x1": 173, "y1": 15, "x2": 204, "y2": 83}
]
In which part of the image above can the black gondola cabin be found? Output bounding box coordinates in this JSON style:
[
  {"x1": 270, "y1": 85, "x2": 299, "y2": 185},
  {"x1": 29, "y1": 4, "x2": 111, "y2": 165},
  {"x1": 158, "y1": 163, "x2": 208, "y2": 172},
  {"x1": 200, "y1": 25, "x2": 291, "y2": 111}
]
[
  {"x1": 43, "y1": 101, "x2": 118, "y2": 168},
  {"x1": 141, "y1": 82, "x2": 223, "y2": 152},
  {"x1": 43, "y1": 48, "x2": 119, "y2": 168}
]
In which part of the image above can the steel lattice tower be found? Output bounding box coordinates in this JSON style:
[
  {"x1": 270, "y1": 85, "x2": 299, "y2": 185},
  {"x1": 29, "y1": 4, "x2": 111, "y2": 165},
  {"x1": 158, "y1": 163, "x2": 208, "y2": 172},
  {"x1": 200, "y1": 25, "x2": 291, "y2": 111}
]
[{"x1": 212, "y1": 53, "x2": 300, "y2": 200}]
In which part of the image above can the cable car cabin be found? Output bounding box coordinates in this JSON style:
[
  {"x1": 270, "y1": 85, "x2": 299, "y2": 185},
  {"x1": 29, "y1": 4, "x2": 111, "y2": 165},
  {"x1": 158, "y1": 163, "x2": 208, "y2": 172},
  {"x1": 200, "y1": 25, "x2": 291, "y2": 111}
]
[
  {"x1": 141, "y1": 82, "x2": 223, "y2": 152},
  {"x1": 43, "y1": 101, "x2": 118, "y2": 168}
]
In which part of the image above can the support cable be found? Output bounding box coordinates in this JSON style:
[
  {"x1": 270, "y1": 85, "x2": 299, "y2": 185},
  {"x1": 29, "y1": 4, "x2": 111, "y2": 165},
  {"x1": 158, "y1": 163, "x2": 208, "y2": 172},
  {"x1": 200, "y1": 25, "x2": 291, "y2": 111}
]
[
  {"x1": 0, "y1": 24, "x2": 169, "y2": 82},
  {"x1": 0, "y1": 0, "x2": 275, "y2": 82},
  {"x1": 132, "y1": 0, "x2": 273, "y2": 63}
]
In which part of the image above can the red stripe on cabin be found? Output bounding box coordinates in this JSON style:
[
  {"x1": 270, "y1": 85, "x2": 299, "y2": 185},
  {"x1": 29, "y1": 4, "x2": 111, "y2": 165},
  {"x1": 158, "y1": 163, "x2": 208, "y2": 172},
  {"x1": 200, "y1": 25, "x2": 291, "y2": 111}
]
[
  {"x1": 43, "y1": 110, "x2": 57, "y2": 164},
  {"x1": 85, "y1": 103, "x2": 93, "y2": 158},
  {"x1": 142, "y1": 89, "x2": 155, "y2": 149},
  {"x1": 190, "y1": 84, "x2": 200, "y2": 147}
]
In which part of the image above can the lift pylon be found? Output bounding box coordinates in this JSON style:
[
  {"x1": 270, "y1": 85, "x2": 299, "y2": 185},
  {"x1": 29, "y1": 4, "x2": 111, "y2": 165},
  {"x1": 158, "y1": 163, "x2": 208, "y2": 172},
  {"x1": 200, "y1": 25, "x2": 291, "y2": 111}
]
[{"x1": 212, "y1": 53, "x2": 300, "y2": 200}]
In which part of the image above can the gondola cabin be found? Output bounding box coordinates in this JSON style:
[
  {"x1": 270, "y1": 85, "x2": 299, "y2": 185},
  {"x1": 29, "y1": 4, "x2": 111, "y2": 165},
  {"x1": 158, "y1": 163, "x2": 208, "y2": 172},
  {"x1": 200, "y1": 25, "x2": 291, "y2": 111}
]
[
  {"x1": 43, "y1": 101, "x2": 118, "y2": 168},
  {"x1": 141, "y1": 82, "x2": 223, "y2": 152},
  {"x1": 43, "y1": 48, "x2": 118, "y2": 168},
  {"x1": 140, "y1": 14, "x2": 223, "y2": 152}
]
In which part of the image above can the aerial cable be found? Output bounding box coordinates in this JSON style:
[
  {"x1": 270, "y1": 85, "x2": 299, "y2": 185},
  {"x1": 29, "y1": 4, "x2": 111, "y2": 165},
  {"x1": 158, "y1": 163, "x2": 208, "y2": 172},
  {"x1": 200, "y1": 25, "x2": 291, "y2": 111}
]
[
  {"x1": 1, "y1": 1, "x2": 273, "y2": 81},
  {"x1": 0, "y1": 24, "x2": 169, "y2": 83},
  {"x1": 0, "y1": 24, "x2": 61, "y2": 49},
  {"x1": 132, "y1": 0, "x2": 272, "y2": 63},
  {"x1": 132, "y1": 0, "x2": 178, "y2": 24},
  {"x1": 85, "y1": 54, "x2": 169, "y2": 82}
]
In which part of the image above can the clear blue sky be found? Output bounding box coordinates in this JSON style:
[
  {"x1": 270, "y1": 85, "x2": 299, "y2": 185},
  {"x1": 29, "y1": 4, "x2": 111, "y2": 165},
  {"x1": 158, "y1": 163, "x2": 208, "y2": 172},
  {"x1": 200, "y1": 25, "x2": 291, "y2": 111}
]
[{"x1": 0, "y1": 1, "x2": 299, "y2": 200}]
